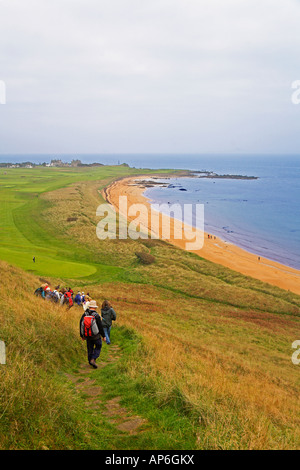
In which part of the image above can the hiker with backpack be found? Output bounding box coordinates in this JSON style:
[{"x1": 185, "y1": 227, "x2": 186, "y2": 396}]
[
  {"x1": 64, "y1": 290, "x2": 73, "y2": 309},
  {"x1": 101, "y1": 300, "x2": 117, "y2": 345},
  {"x1": 45, "y1": 287, "x2": 59, "y2": 303},
  {"x1": 80, "y1": 300, "x2": 106, "y2": 368},
  {"x1": 34, "y1": 286, "x2": 45, "y2": 299},
  {"x1": 53, "y1": 286, "x2": 60, "y2": 301},
  {"x1": 58, "y1": 288, "x2": 65, "y2": 305},
  {"x1": 44, "y1": 287, "x2": 52, "y2": 301},
  {"x1": 74, "y1": 291, "x2": 82, "y2": 306}
]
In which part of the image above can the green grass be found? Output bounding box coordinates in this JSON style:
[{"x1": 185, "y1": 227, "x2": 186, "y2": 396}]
[
  {"x1": 1, "y1": 166, "x2": 300, "y2": 450},
  {"x1": 77, "y1": 327, "x2": 199, "y2": 450}
]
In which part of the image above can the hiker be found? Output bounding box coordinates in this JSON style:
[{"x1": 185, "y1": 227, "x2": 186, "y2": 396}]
[
  {"x1": 42, "y1": 282, "x2": 49, "y2": 289},
  {"x1": 75, "y1": 291, "x2": 82, "y2": 306},
  {"x1": 101, "y1": 300, "x2": 117, "y2": 345},
  {"x1": 83, "y1": 295, "x2": 91, "y2": 311},
  {"x1": 59, "y1": 288, "x2": 66, "y2": 306},
  {"x1": 64, "y1": 290, "x2": 73, "y2": 309},
  {"x1": 68, "y1": 287, "x2": 74, "y2": 299},
  {"x1": 45, "y1": 287, "x2": 53, "y2": 301},
  {"x1": 34, "y1": 285, "x2": 45, "y2": 299},
  {"x1": 53, "y1": 286, "x2": 61, "y2": 301},
  {"x1": 34, "y1": 282, "x2": 51, "y2": 299},
  {"x1": 80, "y1": 300, "x2": 106, "y2": 368},
  {"x1": 45, "y1": 287, "x2": 59, "y2": 303},
  {"x1": 33, "y1": 256, "x2": 35, "y2": 263}
]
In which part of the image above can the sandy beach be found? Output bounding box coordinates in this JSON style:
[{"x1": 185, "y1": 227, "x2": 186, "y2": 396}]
[{"x1": 104, "y1": 175, "x2": 300, "y2": 296}]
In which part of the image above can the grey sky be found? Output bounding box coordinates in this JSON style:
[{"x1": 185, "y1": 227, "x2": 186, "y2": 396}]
[{"x1": 1, "y1": 0, "x2": 300, "y2": 155}]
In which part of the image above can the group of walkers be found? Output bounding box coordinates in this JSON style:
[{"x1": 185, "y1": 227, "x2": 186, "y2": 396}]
[
  {"x1": 34, "y1": 283, "x2": 77, "y2": 308},
  {"x1": 34, "y1": 282, "x2": 117, "y2": 369}
]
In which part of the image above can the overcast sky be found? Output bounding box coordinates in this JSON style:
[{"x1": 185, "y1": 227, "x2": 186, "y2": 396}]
[{"x1": 1, "y1": 0, "x2": 300, "y2": 156}]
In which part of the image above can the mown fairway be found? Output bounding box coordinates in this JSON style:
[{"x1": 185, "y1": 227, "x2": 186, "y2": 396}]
[
  {"x1": 1, "y1": 166, "x2": 300, "y2": 450},
  {"x1": 0, "y1": 165, "x2": 175, "y2": 279}
]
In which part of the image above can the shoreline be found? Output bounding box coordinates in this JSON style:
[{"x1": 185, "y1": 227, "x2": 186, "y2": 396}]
[{"x1": 103, "y1": 175, "x2": 300, "y2": 296}]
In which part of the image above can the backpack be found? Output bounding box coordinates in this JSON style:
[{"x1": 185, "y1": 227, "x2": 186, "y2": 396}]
[
  {"x1": 64, "y1": 292, "x2": 73, "y2": 307},
  {"x1": 81, "y1": 312, "x2": 99, "y2": 338},
  {"x1": 34, "y1": 287, "x2": 44, "y2": 297},
  {"x1": 49, "y1": 291, "x2": 59, "y2": 303}
]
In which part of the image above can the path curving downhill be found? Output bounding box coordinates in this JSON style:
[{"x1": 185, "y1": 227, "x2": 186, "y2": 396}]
[{"x1": 66, "y1": 344, "x2": 148, "y2": 438}]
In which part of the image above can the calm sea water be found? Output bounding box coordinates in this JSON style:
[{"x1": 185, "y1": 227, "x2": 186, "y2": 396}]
[
  {"x1": 1, "y1": 153, "x2": 300, "y2": 270},
  {"x1": 140, "y1": 155, "x2": 300, "y2": 270}
]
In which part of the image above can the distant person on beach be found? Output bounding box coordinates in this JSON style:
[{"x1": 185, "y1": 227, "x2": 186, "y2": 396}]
[
  {"x1": 101, "y1": 300, "x2": 117, "y2": 345},
  {"x1": 80, "y1": 300, "x2": 106, "y2": 368}
]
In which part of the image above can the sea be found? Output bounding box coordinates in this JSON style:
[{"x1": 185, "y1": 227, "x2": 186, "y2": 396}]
[{"x1": 2, "y1": 153, "x2": 300, "y2": 270}]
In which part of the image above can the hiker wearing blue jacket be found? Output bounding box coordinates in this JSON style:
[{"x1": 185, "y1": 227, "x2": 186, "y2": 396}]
[
  {"x1": 75, "y1": 291, "x2": 82, "y2": 306},
  {"x1": 101, "y1": 300, "x2": 117, "y2": 345}
]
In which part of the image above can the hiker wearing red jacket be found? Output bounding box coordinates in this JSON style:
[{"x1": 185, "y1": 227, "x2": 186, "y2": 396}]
[{"x1": 64, "y1": 291, "x2": 73, "y2": 309}]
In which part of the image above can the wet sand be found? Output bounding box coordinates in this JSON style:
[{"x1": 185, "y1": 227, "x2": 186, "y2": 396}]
[{"x1": 103, "y1": 176, "x2": 300, "y2": 296}]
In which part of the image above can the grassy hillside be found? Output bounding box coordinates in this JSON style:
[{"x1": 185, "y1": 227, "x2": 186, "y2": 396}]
[
  {"x1": 1, "y1": 167, "x2": 300, "y2": 450},
  {"x1": 0, "y1": 261, "x2": 85, "y2": 449},
  {"x1": 0, "y1": 261, "x2": 218, "y2": 450}
]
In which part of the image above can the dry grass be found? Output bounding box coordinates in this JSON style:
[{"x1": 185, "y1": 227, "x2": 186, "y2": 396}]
[
  {"x1": 41, "y1": 180, "x2": 144, "y2": 267},
  {"x1": 87, "y1": 282, "x2": 300, "y2": 449},
  {"x1": 0, "y1": 261, "x2": 86, "y2": 449}
]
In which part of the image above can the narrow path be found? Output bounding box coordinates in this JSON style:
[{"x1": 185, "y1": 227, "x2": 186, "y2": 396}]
[{"x1": 66, "y1": 344, "x2": 148, "y2": 437}]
